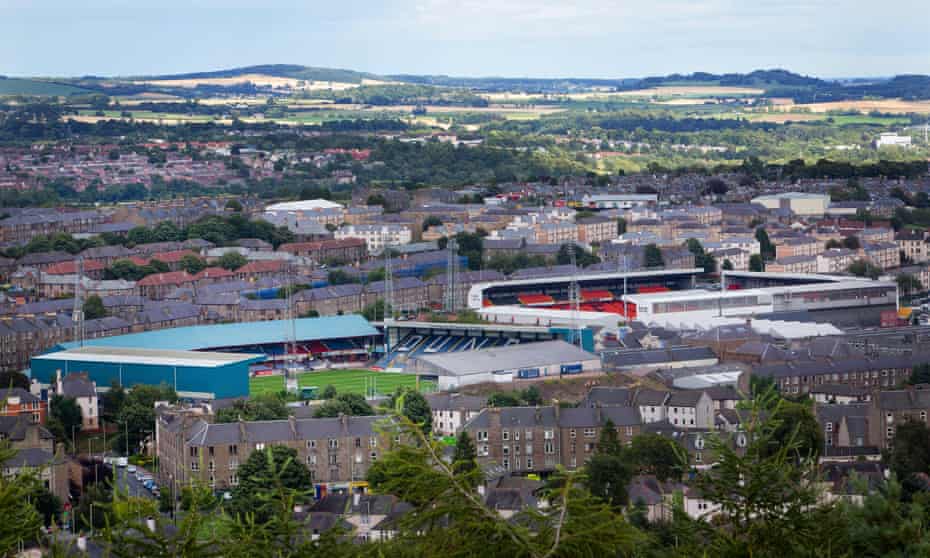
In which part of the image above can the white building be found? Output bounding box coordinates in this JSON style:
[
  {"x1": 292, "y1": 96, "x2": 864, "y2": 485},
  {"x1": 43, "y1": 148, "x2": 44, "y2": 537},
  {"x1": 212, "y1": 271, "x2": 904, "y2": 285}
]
[
  {"x1": 334, "y1": 224, "x2": 413, "y2": 254},
  {"x1": 751, "y1": 193, "x2": 830, "y2": 216},
  {"x1": 409, "y1": 340, "x2": 600, "y2": 390},
  {"x1": 874, "y1": 133, "x2": 912, "y2": 148},
  {"x1": 56, "y1": 372, "x2": 99, "y2": 431}
]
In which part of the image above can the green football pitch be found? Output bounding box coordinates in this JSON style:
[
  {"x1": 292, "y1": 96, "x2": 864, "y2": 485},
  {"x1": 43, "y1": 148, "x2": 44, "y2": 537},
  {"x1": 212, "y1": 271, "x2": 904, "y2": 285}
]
[{"x1": 249, "y1": 369, "x2": 435, "y2": 398}]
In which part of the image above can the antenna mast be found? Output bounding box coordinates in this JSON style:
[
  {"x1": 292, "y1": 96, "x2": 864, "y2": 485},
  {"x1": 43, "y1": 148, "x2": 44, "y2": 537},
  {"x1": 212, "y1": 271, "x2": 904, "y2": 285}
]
[
  {"x1": 567, "y1": 244, "x2": 581, "y2": 347},
  {"x1": 384, "y1": 247, "x2": 395, "y2": 322},
  {"x1": 444, "y1": 237, "x2": 459, "y2": 313},
  {"x1": 72, "y1": 257, "x2": 85, "y2": 347}
]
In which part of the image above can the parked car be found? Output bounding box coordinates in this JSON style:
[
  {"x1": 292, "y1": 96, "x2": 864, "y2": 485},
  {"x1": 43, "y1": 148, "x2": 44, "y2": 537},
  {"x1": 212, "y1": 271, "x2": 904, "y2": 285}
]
[
  {"x1": 117, "y1": 458, "x2": 128, "y2": 468},
  {"x1": 127, "y1": 465, "x2": 137, "y2": 474}
]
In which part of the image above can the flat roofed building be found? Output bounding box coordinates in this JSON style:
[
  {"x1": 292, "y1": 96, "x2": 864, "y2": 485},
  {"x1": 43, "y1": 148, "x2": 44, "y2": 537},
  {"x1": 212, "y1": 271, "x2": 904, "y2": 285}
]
[
  {"x1": 409, "y1": 340, "x2": 600, "y2": 390},
  {"x1": 31, "y1": 346, "x2": 265, "y2": 399}
]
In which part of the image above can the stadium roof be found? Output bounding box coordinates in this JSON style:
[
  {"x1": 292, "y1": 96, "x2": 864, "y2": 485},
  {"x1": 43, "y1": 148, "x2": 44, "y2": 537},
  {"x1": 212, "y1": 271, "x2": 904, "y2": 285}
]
[
  {"x1": 34, "y1": 346, "x2": 264, "y2": 368},
  {"x1": 264, "y1": 199, "x2": 343, "y2": 212},
  {"x1": 55, "y1": 315, "x2": 378, "y2": 352},
  {"x1": 415, "y1": 340, "x2": 597, "y2": 376}
]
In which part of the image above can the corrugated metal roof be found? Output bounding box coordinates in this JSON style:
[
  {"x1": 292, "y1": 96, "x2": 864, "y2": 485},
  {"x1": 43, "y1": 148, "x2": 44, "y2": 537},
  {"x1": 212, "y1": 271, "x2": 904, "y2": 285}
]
[
  {"x1": 34, "y1": 346, "x2": 264, "y2": 368},
  {"x1": 54, "y1": 314, "x2": 378, "y2": 352}
]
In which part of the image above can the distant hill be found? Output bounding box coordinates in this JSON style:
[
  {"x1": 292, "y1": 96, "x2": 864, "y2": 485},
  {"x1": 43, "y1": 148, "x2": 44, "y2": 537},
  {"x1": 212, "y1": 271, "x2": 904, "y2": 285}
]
[
  {"x1": 131, "y1": 64, "x2": 381, "y2": 84},
  {"x1": 4, "y1": 65, "x2": 929, "y2": 101},
  {"x1": 0, "y1": 77, "x2": 91, "y2": 96}
]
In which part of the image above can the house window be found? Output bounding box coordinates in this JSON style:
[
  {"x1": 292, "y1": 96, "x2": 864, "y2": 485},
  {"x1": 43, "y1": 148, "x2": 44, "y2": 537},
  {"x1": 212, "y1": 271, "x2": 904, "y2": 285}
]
[
  {"x1": 256, "y1": 443, "x2": 265, "y2": 451},
  {"x1": 626, "y1": 426, "x2": 633, "y2": 436},
  {"x1": 209, "y1": 475, "x2": 215, "y2": 488},
  {"x1": 308, "y1": 455, "x2": 317, "y2": 465},
  {"x1": 514, "y1": 431, "x2": 520, "y2": 441},
  {"x1": 695, "y1": 452, "x2": 702, "y2": 463},
  {"x1": 189, "y1": 447, "x2": 199, "y2": 457},
  {"x1": 886, "y1": 413, "x2": 894, "y2": 423},
  {"x1": 328, "y1": 439, "x2": 338, "y2": 449},
  {"x1": 208, "y1": 461, "x2": 215, "y2": 472},
  {"x1": 825, "y1": 423, "x2": 833, "y2": 433},
  {"x1": 525, "y1": 430, "x2": 533, "y2": 440},
  {"x1": 308, "y1": 440, "x2": 316, "y2": 449},
  {"x1": 544, "y1": 430, "x2": 554, "y2": 440},
  {"x1": 526, "y1": 457, "x2": 533, "y2": 469},
  {"x1": 191, "y1": 462, "x2": 199, "y2": 472},
  {"x1": 229, "y1": 459, "x2": 238, "y2": 470},
  {"x1": 479, "y1": 444, "x2": 489, "y2": 456},
  {"x1": 502, "y1": 430, "x2": 510, "y2": 441},
  {"x1": 503, "y1": 446, "x2": 509, "y2": 456},
  {"x1": 544, "y1": 441, "x2": 554, "y2": 454},
  {"x1": 887, "y1": 427, "x2": 894, "y2": 438},
  {"x1": 229, "y1": 445, "x2": 238, "y2": 455},
  {"x1": 230, "y1": 474, "x2": 239, "y2": 486},
  {"x1": 570, "y1": 429, "x2": 576, "y2": 439},
  {"x1": 502, "y1": 458, "x2": 510, "y2": 470},
  {"x1": 355, "y1": 438, "x2": 362, "y2": 448},
  {"x1": 584, "y1": 428, "x2": 596, "y2": 438},
  {"x1": 370, "y1": 452, "x2": 377, "y2": 461},
  {"x1": 922, "y1": 412, "x2": 927, "y2": 422},
  {"x1": 584, "y1": 443, "x2": 593, "y2": 453},
  {"x1": 477, "y1": 431, "x2": 489, "y2": 442},
  {"x1": 208, "y1": 446, "x2": 215, "y2": 457},
  {"x1": 369, "y1": 438, "x2": 378, "y2": 448},
  {"x1": 329, "y1": 454, "x2": 337, "y2": 465}
]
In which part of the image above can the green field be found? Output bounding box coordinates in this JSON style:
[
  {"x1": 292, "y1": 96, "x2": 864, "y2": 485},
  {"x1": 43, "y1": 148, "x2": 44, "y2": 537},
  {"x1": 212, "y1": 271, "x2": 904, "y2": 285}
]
[
  {"x1": 0, "y1": 77, "x2": 90, "y2": 96},
  {"x1": 249, "y1": 369, "x2": 435, "y2": 398}
]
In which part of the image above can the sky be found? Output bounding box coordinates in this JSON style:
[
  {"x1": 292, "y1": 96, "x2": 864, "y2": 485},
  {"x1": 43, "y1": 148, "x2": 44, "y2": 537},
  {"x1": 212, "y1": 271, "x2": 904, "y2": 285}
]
[{"x1": 2, "y1": 0, "x2": 928, "y2": 79}]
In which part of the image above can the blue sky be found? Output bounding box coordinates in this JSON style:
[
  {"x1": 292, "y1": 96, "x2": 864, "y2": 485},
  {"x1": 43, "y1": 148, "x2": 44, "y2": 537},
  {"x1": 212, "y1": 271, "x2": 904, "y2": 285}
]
[{"x1": 2, "y1": 0, "x2": 928, "y2": 78}]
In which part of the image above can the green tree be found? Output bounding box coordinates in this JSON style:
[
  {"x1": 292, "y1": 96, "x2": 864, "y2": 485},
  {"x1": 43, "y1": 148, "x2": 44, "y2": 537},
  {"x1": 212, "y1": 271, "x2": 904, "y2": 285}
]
[
  {"x1": 521, "y1": 385, "x2": 542, "y2": 406},
  {"x1": 722, "y1": 258, "x2": 734, "y2": 271},
  {"x1": 422, "y1": 215, "x2": 443, "y2": 231},
  {"x1": 694, "y1": 394, "x2": 825, "y2": 556},
  {"x1": 452, "y1": 431, "x2": 478, "y2": 478},
  {"x1": 644, "y1": 243, "x2": 664, "y2": 268},
  {"x1": 179, "y1": 253, "x2": 207, "y2": 274},
  {"x1": 888, "y1": 420, "x2": 930, "y2": 494},
  {"x1": 909, "y1": 363, "x2": 930, "y2": 385},
  {"x1": 215, "y1": 394, "x2": 288, "y2": 423},
  {"x1": 897, "y1": 273, "x2": 923, "y2": 297},
  {"x1": 83, "y1": 294, "x2": 107, "y2": 320},
  {"x1": 0, "y1": 371, "x2": 30, "y2": 390},
  {"x1": 0, "y1": 445, "x2": 43, "y2": 554},
  {"x1": 390, "y1": 388, "x2": 432, "y2": 433},
  {"x1": 114, "y1": 384, "x2": 177, "y2": 455},
  {"x1": 327, "y1": 269, "x2": 358, "y2": 285},
  {"x1": 217, "y1": 251, "x2": 248, "y2": 271},
  {"x1": 749, "y1": 254, "x2": 765, "y2": 272},
  {"x1": 229, "y1": 446, "x2": 312, "y2": 523},
  {"x1": 100, "y1": 380, "x2": 126, "y2": 425},
  {"x1": 628, "y1": 433, "x2": 685, "y2": 482},
  {"x1": 848, "y1": 259, "x2": 882, "y2": 279},
  {"x1": 313, "y1": 393, "x2": 374, "y2": 418},
  {"x1": 225, "y1": 199, "x2": 243, "y2": 212},
  {"x1": 686, "y1": 238, "x2": 716, "y2": 274},
  {"x1": 320, "y1": 385, "x2": 338, "y2": 399},
  {"x1": 487, "y1": 392, "x2": 522, "y2": 407},
  {"x1": 755, "y1": 227, "x2": 775, "y2": 261},
  {"x1": 367, "y1": 414, "x2": 643, "y2": 558},
  {"x1": 361, "y1": 299, "x2": 390, "y2": 321},
  {"x1": 49, "y1": 394, "x2": 83, "y2": 449},
  {"x1": 617, "y1": 217, "x2": 627, "y2": 236}
]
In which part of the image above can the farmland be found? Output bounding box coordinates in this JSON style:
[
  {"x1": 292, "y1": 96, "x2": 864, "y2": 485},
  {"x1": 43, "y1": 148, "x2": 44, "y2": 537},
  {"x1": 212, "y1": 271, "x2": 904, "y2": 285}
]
[
  {"x1": 249, "y1": 369, "x2": 435, "y2": 398},
  {"x1": 0, "y1": 77, "x2": 89, "y2": 96}
]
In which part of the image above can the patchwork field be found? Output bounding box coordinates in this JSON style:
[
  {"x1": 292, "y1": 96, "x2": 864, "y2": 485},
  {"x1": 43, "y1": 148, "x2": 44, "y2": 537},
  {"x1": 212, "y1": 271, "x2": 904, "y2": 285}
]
[
  {"x1": 133, "y1": 74, "x2": 393, "y2": 91},
  {"x1": 249, "y1": 369, "x2": 435, "y2": 398},
  {"x1": 780, "y1": 99, "x2": 930, "y2": 114}
]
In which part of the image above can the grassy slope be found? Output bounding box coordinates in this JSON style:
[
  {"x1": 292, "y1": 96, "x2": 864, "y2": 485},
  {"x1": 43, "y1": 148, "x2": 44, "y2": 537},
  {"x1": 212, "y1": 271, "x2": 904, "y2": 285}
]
[{"x1": 0, "y1": 77, "x2": 89, "y2": 96}]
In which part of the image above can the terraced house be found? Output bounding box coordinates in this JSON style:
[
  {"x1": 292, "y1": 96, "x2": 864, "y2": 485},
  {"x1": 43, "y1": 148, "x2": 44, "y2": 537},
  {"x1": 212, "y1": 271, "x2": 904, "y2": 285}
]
[{"x1": 157, "y1": 405, "x2": 392, "y2": 493}]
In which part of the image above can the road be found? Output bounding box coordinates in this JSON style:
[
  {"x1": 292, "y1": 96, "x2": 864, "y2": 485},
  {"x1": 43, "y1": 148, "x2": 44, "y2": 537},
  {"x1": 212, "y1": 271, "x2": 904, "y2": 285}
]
[{"x1": 114, "y1": 466, "x2": 157, "y2": 499}]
